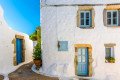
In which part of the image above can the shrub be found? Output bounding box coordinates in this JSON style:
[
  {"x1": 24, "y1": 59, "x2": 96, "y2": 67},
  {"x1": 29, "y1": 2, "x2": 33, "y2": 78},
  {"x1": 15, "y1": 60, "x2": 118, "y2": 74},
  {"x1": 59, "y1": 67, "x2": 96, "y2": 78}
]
[
  {"x1": 105, "y1": 57, "x2": 115, "y2": 61},
  {"x1": 29, "y1": 30, "x2": 37, "y2": 41},
  {"x1": 33, "y1": 41, "x2": 41, "y2": 60},
  {"x1": 109, "y1": 57, "x2": 115, "y2": 61}
]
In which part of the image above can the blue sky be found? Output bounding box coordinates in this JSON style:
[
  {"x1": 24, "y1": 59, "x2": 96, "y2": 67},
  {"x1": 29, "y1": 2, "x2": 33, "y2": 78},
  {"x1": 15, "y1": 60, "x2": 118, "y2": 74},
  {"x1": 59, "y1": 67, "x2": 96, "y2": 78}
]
[{"x1": 0, "y1": 0, "x2": 40, "y2": 35}]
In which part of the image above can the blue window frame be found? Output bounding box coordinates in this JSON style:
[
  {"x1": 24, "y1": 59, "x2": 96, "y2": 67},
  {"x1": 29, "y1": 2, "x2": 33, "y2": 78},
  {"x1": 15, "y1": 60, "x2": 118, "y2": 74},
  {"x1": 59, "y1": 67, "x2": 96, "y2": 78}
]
[
  {"x1": 107, "y1": 10, "x2": 119, "y2": 26},
  {"x1": 80, "y1": 11, "x2": 91, "y2": 27},
  {"x1": 105, "y1": 47, "x2": 112, "y2": 58},
  {"x1": 58, "y1": 41, "x2": 68, "y2": 51}
]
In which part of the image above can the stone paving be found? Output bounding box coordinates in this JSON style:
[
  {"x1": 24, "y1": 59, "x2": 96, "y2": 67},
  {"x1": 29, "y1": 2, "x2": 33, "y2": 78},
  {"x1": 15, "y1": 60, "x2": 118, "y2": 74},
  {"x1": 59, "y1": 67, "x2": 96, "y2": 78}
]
[
  {"x1": 8, "y1": 62, "x2": 59, "y2": 80},
  {"x1": 0, "y1": 75, "x2": 4, "y2": 80}
]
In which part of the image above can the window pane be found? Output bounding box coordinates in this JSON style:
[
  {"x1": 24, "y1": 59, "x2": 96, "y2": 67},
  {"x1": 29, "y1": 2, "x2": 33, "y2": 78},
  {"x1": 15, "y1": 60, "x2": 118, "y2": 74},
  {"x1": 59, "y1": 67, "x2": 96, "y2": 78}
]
[
  {"x1": 113, "y1": 12, "x2": 117, "y2": 18},
  {"x1": 82, "y1": 48, "x2": 86, "y2": 55},
  {"x1": 81, "y1": 19, "x2": 84, "y2": 25},
  {"x1": 82, "y1": 56, "x2": 85, "y2": 62},
  {"x1": 106, "y1": 48, "x2": 111, "y2": 58},
  {"x1": 78, "y1": 48, "x2": 81, "y2": 55},
  {"x1": 86, "y1": 12, "x2": 89, "y2": 18},
  {"x1": 86, "y1": 19, "x2": 89, "y2": 25},
  {"x1": 113, "y1": 18, "x2": 117, "y2": 24},
  {"x1": 107, "y1": 12, "x2": 111, "y2": 18},
  {"x1": 77, "y1": 56, "x2": 81, "y2": 62},
  {"x1": 107, "y1": 19, "x2": 111, "y2": 25},
  {"x1": 80, "y1": 13, "x2": 84, "y2": 18}
]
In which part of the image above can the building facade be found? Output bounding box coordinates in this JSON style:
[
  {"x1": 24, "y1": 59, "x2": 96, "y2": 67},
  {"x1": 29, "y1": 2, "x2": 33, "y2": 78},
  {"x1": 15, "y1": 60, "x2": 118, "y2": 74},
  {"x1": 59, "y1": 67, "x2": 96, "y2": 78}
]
[
  {"x1": 41, "y1": 0, "x2": 120, "y2": 79},
  {"x1": 0, "y1": 6, "x2": 33, "y2": 75}
]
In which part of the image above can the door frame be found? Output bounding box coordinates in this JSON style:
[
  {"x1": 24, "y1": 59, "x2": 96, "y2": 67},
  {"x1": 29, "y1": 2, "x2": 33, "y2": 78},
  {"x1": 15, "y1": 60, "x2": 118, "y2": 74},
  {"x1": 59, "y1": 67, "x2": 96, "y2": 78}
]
[
  {"x1": 77, "y1": 47, "x2": 88, "y2": 75},
  {"x1": 12, "y1": 35, "x2": 26, "y2": 66},
  {"x1": 74, "y1": 44, "x2": 93, "y2": 77}
]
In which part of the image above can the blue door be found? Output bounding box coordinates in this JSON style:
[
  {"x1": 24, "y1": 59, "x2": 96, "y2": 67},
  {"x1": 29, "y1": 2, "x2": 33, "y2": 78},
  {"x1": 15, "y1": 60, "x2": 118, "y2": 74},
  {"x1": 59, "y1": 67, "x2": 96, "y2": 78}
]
[
  {"x1": 16, "y1": 39, "x2": 22, "y2": 64},
  {"x1": 77, "y1": 47, "x2": 88, "y2": 75}
]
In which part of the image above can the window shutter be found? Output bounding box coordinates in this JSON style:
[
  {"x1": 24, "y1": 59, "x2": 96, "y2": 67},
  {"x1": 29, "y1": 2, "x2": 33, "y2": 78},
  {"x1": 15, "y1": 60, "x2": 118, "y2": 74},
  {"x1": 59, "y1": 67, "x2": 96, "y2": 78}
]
[
  {"x1": 76, "y1": 11, "x2": 80, "y2": 27},
  {"x1": 118, "y1": 9, "x2": 120, "y2": 26},
  {"x1": 58, "y1": 41, "x2": 68, "y2": 51},
  {"x1": 103, "y1": 9, "x2": 107, "y2": 26},
  {"x1": 91, "y1": 9, "x2": 95, "y2": 28}
]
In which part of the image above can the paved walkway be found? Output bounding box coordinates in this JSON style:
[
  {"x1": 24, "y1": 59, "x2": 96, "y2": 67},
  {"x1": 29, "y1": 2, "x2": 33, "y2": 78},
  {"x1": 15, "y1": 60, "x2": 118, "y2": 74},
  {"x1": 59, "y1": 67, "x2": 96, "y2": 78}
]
[
  {"x1": 0, "y1": 75, "x2": 4, "y2": 80},
  {"x1": 8, "y1": 62, "x2": 59, "y2": 80}
]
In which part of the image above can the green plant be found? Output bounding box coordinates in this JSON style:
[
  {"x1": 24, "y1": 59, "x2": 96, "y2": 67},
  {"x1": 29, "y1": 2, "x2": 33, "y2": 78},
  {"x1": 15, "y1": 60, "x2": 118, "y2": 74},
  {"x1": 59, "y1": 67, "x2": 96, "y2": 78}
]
[
  {"x1": 33, "y1": 41, "x2": 41, "y2": 60},
  {"x1": 109, "y1": 57, "x2": 115, "y2": 61},
  {"x1": 106, "y1": 57, "x2": 115, "y2": 61},
  {"x1": 29, "y1": 30, "x2": 37, "y2": 41}
]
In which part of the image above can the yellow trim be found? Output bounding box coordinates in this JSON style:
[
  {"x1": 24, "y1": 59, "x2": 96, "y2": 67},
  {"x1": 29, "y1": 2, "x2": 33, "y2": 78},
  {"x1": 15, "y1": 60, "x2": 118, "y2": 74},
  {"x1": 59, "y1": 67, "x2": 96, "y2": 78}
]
[
  {"x1": 104, "y1": 5, "x2": 120, "y2": 27},
  {"x1": 76, "y1": 6, "x2": 95, "y2": 29},
  {"x1": 104, "y1": 43, "x2": 116, "y2": 47},
  {"x1": 107, "y1": 26, "x2": 120, "y2": 28},
  {"x1": 12, "y1": 35, "x2": 26, "y2": 66},
  {"x1": 105, "y1": 5, "x2": 120, "y2": 10},
  {"x1": 74, "y1": 44, "x2": 93, "y2": 76}
]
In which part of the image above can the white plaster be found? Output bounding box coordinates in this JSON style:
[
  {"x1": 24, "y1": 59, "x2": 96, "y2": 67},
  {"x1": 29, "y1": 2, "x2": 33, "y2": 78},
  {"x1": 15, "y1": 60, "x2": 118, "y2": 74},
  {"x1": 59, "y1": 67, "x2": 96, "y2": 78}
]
[
  {"x1": 41, "y1": 3, "x2": 120, "y2": 80},
  {"x1": 41, "y1": 0, "x2": 120, "y2": 5},
  {"x1": 33, "y1": 41, "x2": 37, "y2": 48},
  {"x1": 0, "y1": 6, "x2": 33, "y2": 76}
]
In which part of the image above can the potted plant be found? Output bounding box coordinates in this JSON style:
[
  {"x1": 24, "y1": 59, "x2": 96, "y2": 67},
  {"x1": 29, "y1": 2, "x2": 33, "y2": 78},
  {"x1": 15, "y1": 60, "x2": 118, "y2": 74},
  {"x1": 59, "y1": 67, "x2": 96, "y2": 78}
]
[
  {"x1": 33, "y1": 41, "x2": 42, "y2": 70},
  {"x1": 105, "y1": 57, "x2": 109, "y2": 63},
  {"x1": 108, "y1": 57, "x2": 115, "y2": 63}
]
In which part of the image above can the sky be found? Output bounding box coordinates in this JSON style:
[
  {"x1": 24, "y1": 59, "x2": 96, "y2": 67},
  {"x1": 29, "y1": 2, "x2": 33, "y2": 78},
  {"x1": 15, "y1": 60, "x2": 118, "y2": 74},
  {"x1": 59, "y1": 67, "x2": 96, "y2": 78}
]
[{"x1": 0, "y1": 0, "x2": 40, "y2": 35}]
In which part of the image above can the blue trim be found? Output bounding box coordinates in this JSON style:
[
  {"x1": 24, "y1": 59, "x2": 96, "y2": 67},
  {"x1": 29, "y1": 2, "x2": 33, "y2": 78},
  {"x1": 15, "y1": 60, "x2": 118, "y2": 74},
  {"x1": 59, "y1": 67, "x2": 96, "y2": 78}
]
[
  {"x1": 105, "y1": 47, "x2": 112, "y2": 57},
  {"x1": 77, "y1": 47, "x2": 88, "y2": 75},
  {"x1": 107, "y1": 10, "x2": 119, "y2": 26},
  {"x1": 16, "y1": 39, "x2": 22, "y2": 64},
  {"x1": 58, "y1": 41, "x2": 68, "y2": 51},
  {"x1": 80, "y1": 11, "x2": 91, "y2": 27}
]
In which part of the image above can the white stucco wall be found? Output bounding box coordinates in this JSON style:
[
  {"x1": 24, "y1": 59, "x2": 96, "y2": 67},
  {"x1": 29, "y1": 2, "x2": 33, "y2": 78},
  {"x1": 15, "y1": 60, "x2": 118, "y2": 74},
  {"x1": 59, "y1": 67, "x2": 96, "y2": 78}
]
[
  {"x1": 41, "y1": 4, "x2": 120, "y2": 80},
  {"x1": 33, "y1": 41, "x2": 37, "y2": 48},
  {"x1": 0, "y1": 6, "x2": 33, "y2": 75},
  {"x1": 41, "y1": 0, "x2": 120, "y2": 5}
]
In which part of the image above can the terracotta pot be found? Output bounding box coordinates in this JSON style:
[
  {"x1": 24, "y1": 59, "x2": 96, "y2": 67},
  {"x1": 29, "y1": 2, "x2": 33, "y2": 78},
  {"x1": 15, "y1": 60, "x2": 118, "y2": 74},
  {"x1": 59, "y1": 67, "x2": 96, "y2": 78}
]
[
  {"x1": 33, "y1": 59, "x2": 42, "y2": 70},
  {"x1": 109, "y1": 60, "x2": 115, "y2": 63}
]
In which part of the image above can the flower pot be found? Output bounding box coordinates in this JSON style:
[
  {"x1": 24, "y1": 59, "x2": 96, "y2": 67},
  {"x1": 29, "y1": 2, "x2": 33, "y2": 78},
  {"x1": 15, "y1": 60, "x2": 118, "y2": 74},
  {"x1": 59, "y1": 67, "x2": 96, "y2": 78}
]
[
  {"x1": 33, "y1": 59, "x2": 42, "y2": 70},
  {"x1": 109, "y1": 60, "x2": 115, "y2": 63}
]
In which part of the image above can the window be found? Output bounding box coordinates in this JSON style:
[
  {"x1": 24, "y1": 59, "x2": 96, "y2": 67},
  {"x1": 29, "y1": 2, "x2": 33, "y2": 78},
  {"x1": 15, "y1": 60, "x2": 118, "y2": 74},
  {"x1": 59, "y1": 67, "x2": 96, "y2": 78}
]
[
  {"x1": 58, "y1": 41, "x2": 68, "y2": 51},
  {"x1": 107, "y1": 10, "x2": 119, "y2": 26},
  {"x1": 76, "y1": 6, "x2": 95, "y2": 29},
  {"x1": 105, "y1": 47, "x2": 112, "y2": 58},
  {"x1": 105, "y1": 47, "x2": 115, "y2": 63},
  {"x1": 80, "y1": 11, "x2": 91, "y2": 27}
]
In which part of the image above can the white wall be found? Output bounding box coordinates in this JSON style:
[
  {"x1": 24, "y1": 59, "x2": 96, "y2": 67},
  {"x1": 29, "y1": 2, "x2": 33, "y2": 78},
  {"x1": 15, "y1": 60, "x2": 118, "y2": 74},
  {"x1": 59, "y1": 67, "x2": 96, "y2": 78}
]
[
  {"x1": 0, "y1": 6, "x2": 33, "y2": 75},
  {"x1": 41, "y1": 0, "x2": 120, "y2": 5},
  {"x1": 33, "y1": 41, "x2": 37, "y2": 48},
  {"x1": 41, "y1": 5, "x2": 120, "y2": 79}
]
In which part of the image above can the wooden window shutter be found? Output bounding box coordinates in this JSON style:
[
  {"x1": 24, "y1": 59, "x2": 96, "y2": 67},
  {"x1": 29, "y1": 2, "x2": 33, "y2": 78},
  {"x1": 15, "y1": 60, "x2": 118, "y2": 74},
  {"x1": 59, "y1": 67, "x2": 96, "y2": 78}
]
[
  {"x1": 103, "y1": 9, "x2": 107, "y2": 26},
  {"x1": 91, "y1": 9, "x2": 95, "y2": 28},
  {"x1": 76, "y1": 11, "x2": 80, "y2": 27},
  {"x1": 118, "y1": 9, "x2": 120, "y2": 26}
]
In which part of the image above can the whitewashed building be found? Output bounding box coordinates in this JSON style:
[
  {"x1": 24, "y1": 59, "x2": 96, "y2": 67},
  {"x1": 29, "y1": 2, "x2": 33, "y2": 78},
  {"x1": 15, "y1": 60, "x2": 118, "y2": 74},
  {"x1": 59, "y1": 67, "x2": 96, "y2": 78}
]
[
  {"x1": 41, "y1": 0, "x2": 120, "y2": 79},
  {"x1": 0, "y1": 6, "x2": 33, "y2": 75}
]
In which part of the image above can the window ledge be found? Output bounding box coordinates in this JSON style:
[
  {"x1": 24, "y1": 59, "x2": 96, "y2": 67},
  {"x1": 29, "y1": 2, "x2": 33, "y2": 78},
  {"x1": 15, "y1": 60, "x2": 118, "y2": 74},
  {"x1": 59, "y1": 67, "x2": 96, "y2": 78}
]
[
  {"x1": 107, "y1": 26, "x2": 120, "y2": 28},
  {"x1": 105, "y1": 60, "x2": 115, "y2": 63},
  {"x1": 80, "y1": 27, "x2": 94, "y2": 29}
]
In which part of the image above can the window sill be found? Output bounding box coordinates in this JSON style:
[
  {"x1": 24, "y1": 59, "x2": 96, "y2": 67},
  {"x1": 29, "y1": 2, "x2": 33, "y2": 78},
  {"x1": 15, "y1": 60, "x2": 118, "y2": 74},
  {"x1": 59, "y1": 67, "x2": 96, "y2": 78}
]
[
  {"x1": 80, "y1": 27, "x2": 94, "y2": 29},
  {"x1": 107, "y1": 26, "x2": 120, "y2": 28},
  {"x1": 105, "y1": 62, "x2": 115, "y2": 63},
  {"x1": 105, "y1": 60, "x2": 115, "y2": 63}
]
